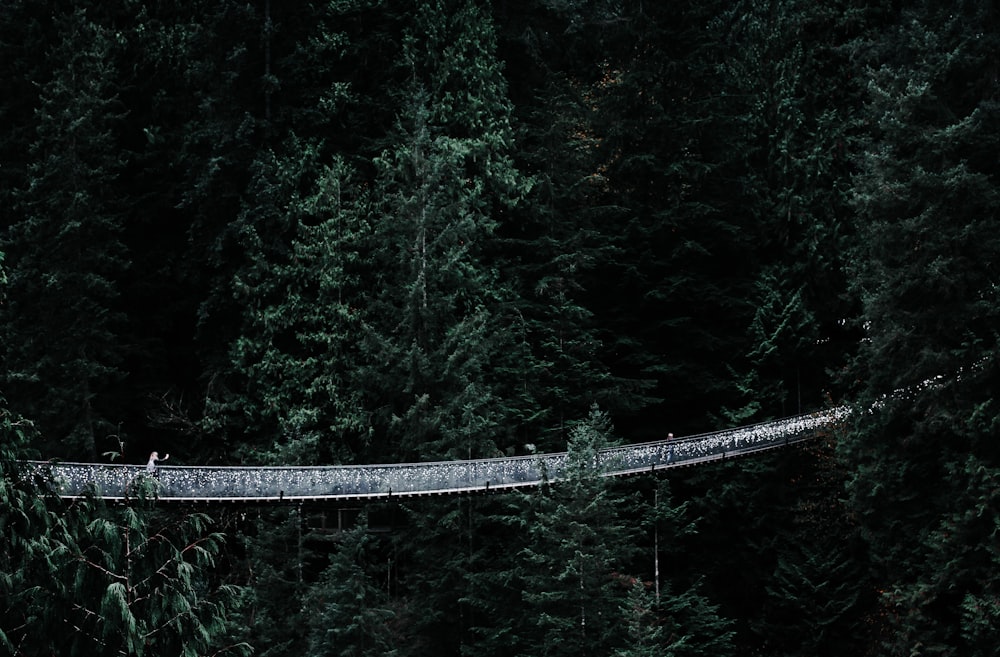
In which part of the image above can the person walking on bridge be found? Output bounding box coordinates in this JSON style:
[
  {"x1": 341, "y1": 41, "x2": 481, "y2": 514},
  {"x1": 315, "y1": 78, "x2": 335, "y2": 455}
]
[{"x1": 146, "y1": 451, "x2": 169, "y2": 475}]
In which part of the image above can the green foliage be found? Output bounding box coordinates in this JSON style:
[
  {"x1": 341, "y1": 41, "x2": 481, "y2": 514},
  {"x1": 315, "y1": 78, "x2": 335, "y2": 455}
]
[
  {"x1": 515, "y1": 406, "x2": 639, "y2": 656},
  {"x1": 7, "y1": 1, "x2": 1000, "y2": 656},
  {"x1": 0, "y1": 407, "x2": 245, "y2": 655},
  {"x1": 713, "y1": 0, "x2": 863, "y2": 422},
  {"x1": 359, "y1": 0, "x2": 530, "y2": 462},
  {"x1": 842, "y1": 2, "x2": 1000, "y2": 653},
  {"x1": 304, "y1": 523, "x2": 399, "y2": 657},
  {"x1": 54, "y1": 501, "x2": 247, "y2": 657},
  {"x1": 1, "y1": 6, "x2": 129, "y2": 460},
  {"x1": 230, "y1": 507, "x2": 313, "y2": 657},
  {"x1": 612, "y1": 580, "x2": 665, "y2": 657},
  {"x1": 202, "y1": 145, "x2": 370, "y2": 464}
]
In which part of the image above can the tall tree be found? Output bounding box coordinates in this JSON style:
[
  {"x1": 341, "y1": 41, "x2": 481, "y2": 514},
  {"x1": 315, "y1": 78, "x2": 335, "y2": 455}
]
[
  {"x1": 1, "y1": 6, "x2": 129, "y2": 460},
  {"x1": 231, "y1": 507, "x2": 315, "y2": 657},
  {"x1": 195, "y1": 0, "x2": 386, "y2": 464},
  {"x1": 360, "y1": 0, "x2": 530, "y2": 462},
  {"x1": 304, "y1": 522, "x2": 401, "y2": 657},
  {"x1": 515, "y1": 406, "x2": 640, "y2": 657},
  {"x1": 201, "y1": 146, "x2": 370, "y2": 464},
  {"x1": 488, "y1": 1, "x2": 661, "y2": 451},
  {"x1": 511, "y1": 0, "x2": 762, "y2": 439},
  {"x1": 712, "y1": 0, "x2": 865, "y2": 422},
  {"x1": 844, "y1": 1, "x2": 1000, "y2": 653}
]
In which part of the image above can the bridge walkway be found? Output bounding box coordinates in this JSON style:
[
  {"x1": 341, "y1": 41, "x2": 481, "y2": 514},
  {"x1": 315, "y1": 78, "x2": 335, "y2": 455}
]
[{"x1": 29, "y1": 407, "x2": 847, "y2": 503}]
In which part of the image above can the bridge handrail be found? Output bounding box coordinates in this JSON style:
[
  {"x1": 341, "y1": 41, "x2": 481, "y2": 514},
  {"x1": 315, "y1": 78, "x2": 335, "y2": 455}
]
[{"x1": 25, "y1": 406, "x2": 848, "y2": 502}]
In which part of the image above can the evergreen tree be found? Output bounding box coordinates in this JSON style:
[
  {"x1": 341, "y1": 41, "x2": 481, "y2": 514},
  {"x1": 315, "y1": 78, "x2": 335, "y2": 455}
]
[
  {"x1": 304, "y1": 522, "x2": 400, "y2": 657},
  {"x1": 460, "y1": 493, "x2": 535, "y2": 657},
  {"x1": 516, "y1": 0, "x2": 761, "y2": 438},
  {"x1": 0, "y1": 415, "x2": 246, "y2": 656},
  {"x1": 391, "y1": 496, "x2": 477, "y2": 657},
  {"x1": 360, "y1": 0, "x2": 530, "y2": 462},
  {"x1": 51, "y1": 500, "x2": 248, "y2": 657},
  {"x1": 752, "y1": 444, "x2": 875, "y2": 657},
  {"x1": 0, "y1": 1, "x2": 49, "y2": 234},
  {"x1": 231, "y1": 507, "x2": 313, "y2": 657},
  {"x1": 613, "y1": 580, "x2": 665, "y2": 657},
  {"x1": 489, "y1": 0, "x2": 657, "y2": 450},
  {"x1": 652, "y1": 580, "x2": 736, "y2": 657},
  {"x1": 515, "y1": 405, "x2": 639, "y2": 657},
  {"x1": 202, "y1": 146, "x2": 370, "y2": 464},
  {"x1": 710, "y1": 0, "x2": 866, "y2": 422},
  {"x1": 844, "y1": 1, "x2": 1000, "y2": 652},
  {"x1": 0, "y1": 392, "x2": 68, "y2": 654},
  {"x1": 638, "y1": 478, "x2": 737, "y2": 657},
  {"x1": 1, "y1": 6, "x2": 129, "y2": 460}
]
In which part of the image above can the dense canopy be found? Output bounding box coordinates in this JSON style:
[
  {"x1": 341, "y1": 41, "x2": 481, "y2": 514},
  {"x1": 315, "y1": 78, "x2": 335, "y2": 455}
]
[{"x1": 2, "y1": 1, "x2": 999, "y2": 655}]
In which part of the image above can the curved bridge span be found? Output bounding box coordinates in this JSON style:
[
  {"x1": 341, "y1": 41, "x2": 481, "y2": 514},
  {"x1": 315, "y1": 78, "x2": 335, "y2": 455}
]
[{"x1": 31, "y1": 407, "x2": 847, "y2": 503}]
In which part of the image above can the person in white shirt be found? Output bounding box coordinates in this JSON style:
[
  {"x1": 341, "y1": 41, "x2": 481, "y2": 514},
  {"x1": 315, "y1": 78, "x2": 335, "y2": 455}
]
[{"x1": 146, "y1": 451, "x2": 169, "y2": 475}]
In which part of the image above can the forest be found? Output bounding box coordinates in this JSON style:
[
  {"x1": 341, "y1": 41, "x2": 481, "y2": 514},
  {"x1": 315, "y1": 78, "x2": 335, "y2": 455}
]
[{"x1": 1, "y1": 0, "x2": 999, "y2": 655}]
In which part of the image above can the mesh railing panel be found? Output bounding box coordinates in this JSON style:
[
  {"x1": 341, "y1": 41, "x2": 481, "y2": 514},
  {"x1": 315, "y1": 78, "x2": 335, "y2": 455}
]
[{"x1": 28, "y1": 407, "x2": 847, "y2": 501}]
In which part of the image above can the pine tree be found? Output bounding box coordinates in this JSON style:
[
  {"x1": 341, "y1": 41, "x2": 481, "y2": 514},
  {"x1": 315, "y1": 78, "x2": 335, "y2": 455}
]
[
  {"x1": 844, "y1": 1, "x2": 1000, "y2": 653},
  {"x1": 304, "y1": 522, "x2": 399, "y2": 657},
  {"x1": 460, "y1": 493, "x2": 535, "y2": 657},
  {"x1": 523, "y1": 0, "x2": 760, "y2": 438},
  {"x1": 360, "y1": 0, "x2": 530, "y2": 462},
  {"x1": 202, "y1": 145, "x2": 370, "y2": 464},
  {"x1": 0, "y1": 1, "x2": 49, "y2": 234},
  {"x1": 1, "y1": 6, "x2": 130, "y2": 460},
  {"x1": 515, "y1": 405, "x2": 639, "y2": 657}
]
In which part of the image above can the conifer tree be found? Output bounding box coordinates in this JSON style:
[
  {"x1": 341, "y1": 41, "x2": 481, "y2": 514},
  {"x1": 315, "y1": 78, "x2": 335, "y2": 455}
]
[
  {"x1": 515, "y1": 405, "x2": 639, "y2": 657},
  {"x1": 490, "y1": 0, "x2": 658, "y2": 450},
  {"x1": 1, "y1": 6, "x2": 129, "y2": 460},
  {"x1": 304, "y1": 523, "x2": 400, "y2": 657},
  {"x1": 459, "y1": 493, "x2": 535, "y2": 657},
  {"x1": 0, "y1": 1, "x2": 48, "y2": 234},
  {"x1": 231, "y1": 507, "x2": 313, "y2": 657},
  {"x1": 845, "y1": 1, "x2": 1000, "y2": 652},
  {"x1": 710, "y1": 0, "x2": 865, "y2": 422},
  {"x1": 51, "y1": 500, "x2": 248, "y2": 657},
  {"x1": 0, "y1": 410, "x2": 246, "y2": 655},
  {"x1": 0, "y1": 393, "x2": 67, "y2": 654},
  {"x1": 360, "y1": 0, "x2": 530, "y2": 462},
  {"x1": 524, "y1": 0, "x2": 760, "y2": 438},
  {"x1": 202, "y1": 146, "x2": 370, "y2": 464}
]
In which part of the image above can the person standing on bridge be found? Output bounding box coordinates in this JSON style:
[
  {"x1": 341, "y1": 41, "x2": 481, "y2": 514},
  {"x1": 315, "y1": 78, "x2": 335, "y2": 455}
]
[{"x1": 147, "y1": 451, "x2": 169, "y2": 476}]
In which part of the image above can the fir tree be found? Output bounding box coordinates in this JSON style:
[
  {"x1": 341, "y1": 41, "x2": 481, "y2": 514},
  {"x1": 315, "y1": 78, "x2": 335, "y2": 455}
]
[
  {"x1": 202, "y1": 145, "x2": 369, "y2": 464},
  {"x1": 712, "y1": 0, "x2": 865, "y2": 422},
  {"x1": 491, "y1": 0, "x2": 658, "y2": 450},
  {"x1": 1, "y1": 6, "x2": 129, "y2": 460},
  {"x1": 845, "y1": 1, "x2": 1000, "y2": 652},
  {"x1": 304, "y1": 522, "x2": 400, "y2": 657},
  {"x1": 360, "y1": 0, "x2": 530, "y2": 461},
  {"x1": 516, "y1": 405, "x2": 639, "y2": 657}
]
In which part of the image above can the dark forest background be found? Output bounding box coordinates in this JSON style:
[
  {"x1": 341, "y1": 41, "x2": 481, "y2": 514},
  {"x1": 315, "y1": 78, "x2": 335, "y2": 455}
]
[{"x1": 2, "y1": 1, "x2": 1000, "y2": 655}]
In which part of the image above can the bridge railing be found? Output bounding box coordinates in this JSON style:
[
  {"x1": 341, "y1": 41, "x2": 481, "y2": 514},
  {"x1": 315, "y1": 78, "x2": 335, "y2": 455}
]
[
  {"x1": 604, "y1": 405, "x2": 848, "y2": 475},
  {"x1": 27, "y1": 407, "x2": 847, "y2": 502}
]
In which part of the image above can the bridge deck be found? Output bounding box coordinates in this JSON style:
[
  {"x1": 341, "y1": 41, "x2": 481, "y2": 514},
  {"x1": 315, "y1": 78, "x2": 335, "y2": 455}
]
[{"x1": 29, "y1": 408, "x2": 847, "y2": 503}]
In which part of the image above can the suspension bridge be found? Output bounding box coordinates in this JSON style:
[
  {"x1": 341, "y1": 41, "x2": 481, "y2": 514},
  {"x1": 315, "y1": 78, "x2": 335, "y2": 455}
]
[{"x1": 29, "y1": 406, "x2": 848, "y2": 503}]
